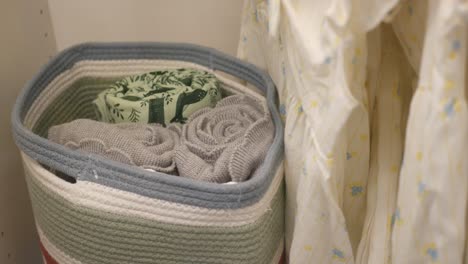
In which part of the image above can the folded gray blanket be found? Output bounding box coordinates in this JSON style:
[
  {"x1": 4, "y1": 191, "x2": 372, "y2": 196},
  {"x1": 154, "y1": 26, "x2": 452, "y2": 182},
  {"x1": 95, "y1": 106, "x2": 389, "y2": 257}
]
[
  {"x1": 47, "y1": 95, "x2": 273, "y2": 183},
  {"x1": 48, "y1": 119, "x2": 181, "y2": 174},
  {"x1": 175, "y1": 95, "x2": 274, "y2": 183}
]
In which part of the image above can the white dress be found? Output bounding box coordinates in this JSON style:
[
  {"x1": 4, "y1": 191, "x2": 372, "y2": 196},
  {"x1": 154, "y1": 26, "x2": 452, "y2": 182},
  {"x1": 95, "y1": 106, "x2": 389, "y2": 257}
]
[{"x1": 238, "y1": 0, "x2": 468, "y2": 263}]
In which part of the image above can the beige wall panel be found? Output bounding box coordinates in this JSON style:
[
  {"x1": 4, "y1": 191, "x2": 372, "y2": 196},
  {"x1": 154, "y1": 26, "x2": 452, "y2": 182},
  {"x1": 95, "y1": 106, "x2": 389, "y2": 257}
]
[
  {"x1": 0, "y1": 0, "x2": 56, "y2": 263},
  {"x1": 48, "y1": 0, "x2": 243, "y2": 55}
]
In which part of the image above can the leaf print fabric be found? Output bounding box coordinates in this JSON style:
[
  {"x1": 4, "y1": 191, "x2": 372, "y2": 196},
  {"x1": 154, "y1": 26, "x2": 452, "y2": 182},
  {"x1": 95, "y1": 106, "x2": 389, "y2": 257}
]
[{"x1": 93, "y1": 68, "x2": 222, "y2": 126}]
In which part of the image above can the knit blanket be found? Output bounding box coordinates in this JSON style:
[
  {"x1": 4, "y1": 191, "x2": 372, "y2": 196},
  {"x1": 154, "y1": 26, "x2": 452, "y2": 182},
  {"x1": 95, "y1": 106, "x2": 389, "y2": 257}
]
[
  {"x1": 48, "y1": 94, "x2": 273, "y2": 182},
  {"x1": 176, "y1": 94, "x2": 274, "y2": 183},
  {"x1": 48, "y1": 119, "x2": 181, "y2": 174},
  {"x1": 93, "y1": 69, "x2": 222, "y2": 126}
]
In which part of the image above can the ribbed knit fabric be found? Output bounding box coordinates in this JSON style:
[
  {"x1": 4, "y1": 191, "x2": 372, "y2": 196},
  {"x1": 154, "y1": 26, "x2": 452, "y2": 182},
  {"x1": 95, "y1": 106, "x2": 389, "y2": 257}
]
[
  {"x1": 176, "y1": 94, "x2": 274, "y2": 183},
  {"x1": 48, "y1": 119, "x2": 181, "y2": 174}
]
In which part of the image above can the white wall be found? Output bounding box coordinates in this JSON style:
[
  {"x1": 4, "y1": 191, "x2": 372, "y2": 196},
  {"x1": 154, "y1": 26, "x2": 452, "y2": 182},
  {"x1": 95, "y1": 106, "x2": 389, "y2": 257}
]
[
  {"x1": 48, "y1": 0, "x2": 244, "y2": 55},
  {"x1": 0, "y1": 0, "x2": 56, "y2": 263}
]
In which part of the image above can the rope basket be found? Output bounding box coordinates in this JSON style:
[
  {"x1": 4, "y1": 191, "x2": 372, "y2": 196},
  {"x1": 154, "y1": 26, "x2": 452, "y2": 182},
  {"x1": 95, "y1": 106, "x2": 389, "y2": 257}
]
[{"x1": 12, "y1": 43, "x2": 285, "y2": 264}]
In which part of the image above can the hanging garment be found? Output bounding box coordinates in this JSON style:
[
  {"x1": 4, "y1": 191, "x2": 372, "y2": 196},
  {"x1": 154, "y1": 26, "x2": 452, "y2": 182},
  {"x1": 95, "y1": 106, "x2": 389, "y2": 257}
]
[
  {"x1": 356, "y1": 24, "x2": 415, "y2": 264},
  {"x1": 238, "y1": 0, "x2": 397, "y2": 262},
  {"x1": 392, "y1": 0, "x2": 468, "y2": 263},
  {"x1": 238, "y1": 0, "x2": 468, "y2": 263},
  {"x1": 93, "y1": 69, "x2": 222, "y2": 125}
]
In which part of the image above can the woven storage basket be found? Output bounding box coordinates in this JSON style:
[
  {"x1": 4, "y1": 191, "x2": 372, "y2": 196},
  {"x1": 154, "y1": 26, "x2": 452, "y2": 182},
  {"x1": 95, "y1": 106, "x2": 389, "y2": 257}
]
[{"x1": 12, "y1": 43, "x2": 285, "y2": 264}]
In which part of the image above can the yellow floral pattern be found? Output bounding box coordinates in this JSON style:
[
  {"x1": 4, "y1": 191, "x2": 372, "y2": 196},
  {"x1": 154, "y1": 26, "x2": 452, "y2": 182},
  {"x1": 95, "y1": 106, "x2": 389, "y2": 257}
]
[
  {"x1": 392, "y1": 1, "x2": 468, "y2": 264},
  {"x1": 238, "y1": 0, "x2": 468, "y2": 263}
]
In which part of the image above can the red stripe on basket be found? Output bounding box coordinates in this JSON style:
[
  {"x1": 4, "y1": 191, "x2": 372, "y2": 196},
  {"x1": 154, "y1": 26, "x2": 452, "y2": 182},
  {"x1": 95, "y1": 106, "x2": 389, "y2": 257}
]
[
  {"x1": 39, "y1": 240, "x2": 59, "y2": 264},
  {"x1": 278, "y1": 250, "x2": 285, "y2": 264}
]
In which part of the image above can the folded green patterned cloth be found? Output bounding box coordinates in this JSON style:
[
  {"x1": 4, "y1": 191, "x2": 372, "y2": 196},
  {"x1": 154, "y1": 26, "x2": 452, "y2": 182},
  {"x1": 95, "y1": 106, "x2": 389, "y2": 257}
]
[{"x1": 93, "y1": 69, "x2": 222, "y2": 126}]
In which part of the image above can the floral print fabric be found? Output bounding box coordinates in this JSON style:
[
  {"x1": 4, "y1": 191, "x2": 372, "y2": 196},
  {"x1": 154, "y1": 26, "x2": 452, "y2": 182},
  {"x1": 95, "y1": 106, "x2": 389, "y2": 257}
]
[
  {"x1": 392, "y1": 0, "x2": 468, "y2": 263},
  {"x1": 238, "y1": 0, "x2": 468, "y2": 263}
]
